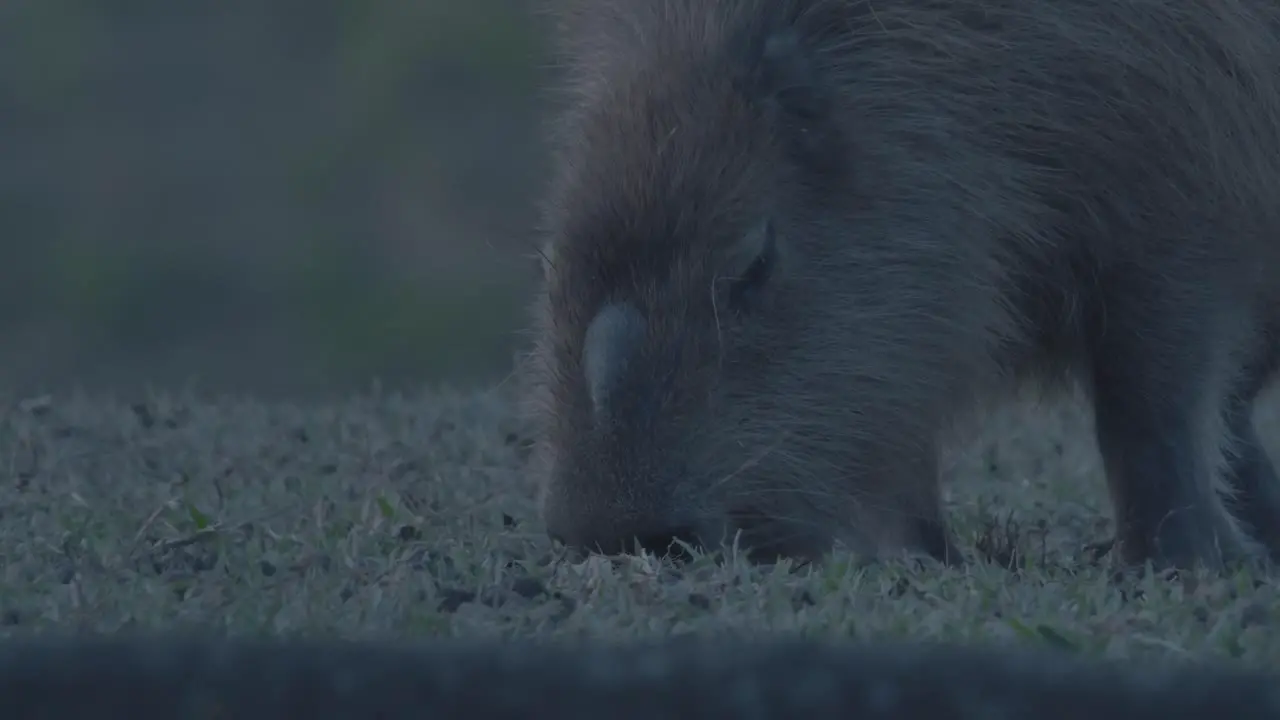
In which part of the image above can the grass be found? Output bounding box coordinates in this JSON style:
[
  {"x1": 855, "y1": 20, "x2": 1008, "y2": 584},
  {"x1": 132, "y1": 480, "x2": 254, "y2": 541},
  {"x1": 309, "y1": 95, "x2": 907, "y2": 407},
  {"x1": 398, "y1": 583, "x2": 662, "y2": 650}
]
[{"x1": 2, "y1": 381, "x2": 1279, "y2": 669}]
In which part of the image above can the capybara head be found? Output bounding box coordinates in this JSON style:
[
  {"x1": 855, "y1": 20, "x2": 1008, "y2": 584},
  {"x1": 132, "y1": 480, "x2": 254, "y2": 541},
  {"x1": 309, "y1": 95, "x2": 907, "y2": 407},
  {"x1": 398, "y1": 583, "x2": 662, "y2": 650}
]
[{"x1": 525, "y1": 0, "x2": 981, "y2": 562}]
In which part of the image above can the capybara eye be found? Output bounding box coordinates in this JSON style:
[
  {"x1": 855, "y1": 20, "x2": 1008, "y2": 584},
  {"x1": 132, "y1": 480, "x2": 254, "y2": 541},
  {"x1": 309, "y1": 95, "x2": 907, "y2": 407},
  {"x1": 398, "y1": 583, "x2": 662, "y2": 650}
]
[{"x1": 728, "y1": 222, "x2": 778, "y2": 313}]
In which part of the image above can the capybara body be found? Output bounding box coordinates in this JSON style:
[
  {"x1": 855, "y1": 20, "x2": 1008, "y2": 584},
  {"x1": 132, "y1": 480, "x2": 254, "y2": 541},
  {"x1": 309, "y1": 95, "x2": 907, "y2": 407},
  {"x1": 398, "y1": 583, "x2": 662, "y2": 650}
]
[{"x1": 524, "y1": 0, "x2": 1280, "y2": 570}]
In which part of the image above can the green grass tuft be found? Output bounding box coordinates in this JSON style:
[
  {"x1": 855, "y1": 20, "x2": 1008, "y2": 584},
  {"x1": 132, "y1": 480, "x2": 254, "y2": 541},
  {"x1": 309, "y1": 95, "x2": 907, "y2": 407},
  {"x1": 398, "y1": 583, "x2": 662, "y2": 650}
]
[{"x1": 1, "y1": 384, "x2": 1279, "y2": 667}]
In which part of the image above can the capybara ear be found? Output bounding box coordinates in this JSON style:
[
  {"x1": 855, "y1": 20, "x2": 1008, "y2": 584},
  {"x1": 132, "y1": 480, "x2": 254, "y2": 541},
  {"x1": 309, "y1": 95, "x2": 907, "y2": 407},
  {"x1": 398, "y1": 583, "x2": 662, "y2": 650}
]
[
  {"x1": 733, "y1": 1, "x2": 835, "y2": 119},
  {"x1": 756, "y1": 29, "x2": 830, "y2": 124},
  {"x1": 735, "y1": 9, "x2": 846, "y2": 182}
]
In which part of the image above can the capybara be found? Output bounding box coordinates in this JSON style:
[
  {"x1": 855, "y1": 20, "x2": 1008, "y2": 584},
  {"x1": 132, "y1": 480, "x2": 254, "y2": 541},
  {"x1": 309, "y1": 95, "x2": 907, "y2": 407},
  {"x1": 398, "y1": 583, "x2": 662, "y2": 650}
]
[{"x1": 523, "y1": 0, "x2": 1280, "y2": 570}]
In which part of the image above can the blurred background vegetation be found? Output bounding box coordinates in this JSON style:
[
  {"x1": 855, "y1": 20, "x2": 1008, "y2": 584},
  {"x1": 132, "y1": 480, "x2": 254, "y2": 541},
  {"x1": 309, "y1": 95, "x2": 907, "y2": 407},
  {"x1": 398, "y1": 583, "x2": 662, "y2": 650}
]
[{"x1": 0, "y1": 0, "x2": 552, "y2": 398}]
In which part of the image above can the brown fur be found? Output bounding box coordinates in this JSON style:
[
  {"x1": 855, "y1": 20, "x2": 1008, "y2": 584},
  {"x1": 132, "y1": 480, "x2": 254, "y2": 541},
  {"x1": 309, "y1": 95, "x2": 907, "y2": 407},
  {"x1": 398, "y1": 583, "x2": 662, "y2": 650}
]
[{"x1": 523, "y1": 0, "x2": 1280, "y2": 569}]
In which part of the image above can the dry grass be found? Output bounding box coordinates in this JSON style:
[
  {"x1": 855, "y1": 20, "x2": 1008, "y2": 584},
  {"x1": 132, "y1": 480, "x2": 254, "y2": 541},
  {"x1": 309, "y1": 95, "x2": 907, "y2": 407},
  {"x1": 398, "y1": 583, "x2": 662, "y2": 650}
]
[{"x1": 2, "y1": 382, "x2": 1279, "y2": 668}]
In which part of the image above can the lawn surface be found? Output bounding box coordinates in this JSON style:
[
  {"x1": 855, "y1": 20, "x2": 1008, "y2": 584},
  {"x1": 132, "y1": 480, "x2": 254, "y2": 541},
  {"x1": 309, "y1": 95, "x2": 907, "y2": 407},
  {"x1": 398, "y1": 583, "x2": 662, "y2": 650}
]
[{"x1": 2, "y1": 383, "x2": 1278, "y2": 668}]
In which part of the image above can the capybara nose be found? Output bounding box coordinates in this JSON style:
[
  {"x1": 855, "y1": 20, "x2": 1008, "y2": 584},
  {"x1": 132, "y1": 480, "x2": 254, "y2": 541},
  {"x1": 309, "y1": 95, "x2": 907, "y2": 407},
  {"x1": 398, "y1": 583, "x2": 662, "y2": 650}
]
[{"x1": 549, "y1": 521, "x2": 702, "y2": 557}]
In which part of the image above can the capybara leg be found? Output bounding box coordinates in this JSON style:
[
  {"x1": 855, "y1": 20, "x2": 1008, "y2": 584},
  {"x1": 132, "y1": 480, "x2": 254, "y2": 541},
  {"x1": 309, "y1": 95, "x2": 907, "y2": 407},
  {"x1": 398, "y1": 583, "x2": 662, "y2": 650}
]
[
  {"x1": 912, "y1": 512, "x2": 965, "y2": 566},
  {"x1": 1221, "y1": 352, "x2": 1280, "y2": 562},
  {"x1": 1087, "y1": 288, "x2": 1245, "y2": 570}
]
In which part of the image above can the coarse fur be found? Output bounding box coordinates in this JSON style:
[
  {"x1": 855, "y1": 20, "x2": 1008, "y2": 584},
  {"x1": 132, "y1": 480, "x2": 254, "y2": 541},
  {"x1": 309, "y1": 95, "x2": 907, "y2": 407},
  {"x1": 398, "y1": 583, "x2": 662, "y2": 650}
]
[
  {"x1": 6, "y1": 634, "x2": 1280, "y2": 719},
  {"x1": 522, "y1": 0, "x2": 1280, "y2": 569}
]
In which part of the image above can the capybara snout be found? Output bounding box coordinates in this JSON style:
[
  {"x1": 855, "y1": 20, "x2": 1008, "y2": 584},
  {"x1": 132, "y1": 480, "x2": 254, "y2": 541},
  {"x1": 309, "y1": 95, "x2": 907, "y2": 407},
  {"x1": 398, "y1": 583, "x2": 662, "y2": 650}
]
[{"x1": 525, "y1": 0, "x2": 1280, "y2": 570}]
